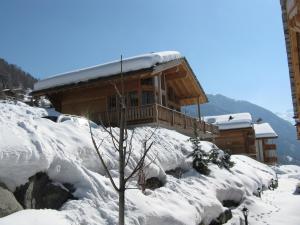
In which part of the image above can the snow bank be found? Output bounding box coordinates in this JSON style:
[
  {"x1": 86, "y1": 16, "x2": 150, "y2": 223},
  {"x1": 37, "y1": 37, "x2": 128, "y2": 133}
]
[
  {"x1": 34, "y1": 51, "x2": 182, "y2": 91},
  {"x1": 0, "y1": 101, "x2": 277, "y2": 225},
  {"x1": 254, "y1": 123, "x2": 278, "y2": 139},
  {"x1": 204, "y1": 113, "x2": 253, "y2": 130}
]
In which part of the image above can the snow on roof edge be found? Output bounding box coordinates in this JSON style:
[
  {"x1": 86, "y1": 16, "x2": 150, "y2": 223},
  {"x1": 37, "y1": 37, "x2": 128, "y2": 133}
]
[
  {"x1": 34, "y1": 51, "x2": 182, "y2": 92},
  {"x1": 204, "y1": 113, "x2": 253, "y2": 130},
  {"x1": 254, "y1": 123, "x2": 278, "y2": 139}
]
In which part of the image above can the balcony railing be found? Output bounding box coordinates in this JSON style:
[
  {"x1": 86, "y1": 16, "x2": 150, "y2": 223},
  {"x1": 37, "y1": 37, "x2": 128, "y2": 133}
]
[
  {"x1": 264, "y1": 144, "x2": 277, "y2": 150},
  {"x1": 96, "y1": 104, "x2": 219, "y2": 138}
]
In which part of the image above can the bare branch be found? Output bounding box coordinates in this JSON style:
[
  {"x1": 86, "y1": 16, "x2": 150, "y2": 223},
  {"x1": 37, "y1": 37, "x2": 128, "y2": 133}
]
[
  {"x1": 89, "y1": 122, "x2": 119, "y2": 192},
  {"x1": 125, "y1": 128, "x2": 135, "y2": 167},
  {"x1": 125, "y1": 140, "x2": 154, "y2": 183},
  {"x1": 143, "y1": 151, "x2": 158, "y2": 169},
  {"x1": 110, "y1": 81, "x2": 122, "y2": 99}
]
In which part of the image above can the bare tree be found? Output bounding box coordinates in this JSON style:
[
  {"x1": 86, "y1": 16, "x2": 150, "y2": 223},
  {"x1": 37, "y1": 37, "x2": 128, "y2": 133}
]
[{"x1": 89, "y1": 55, "x2": 155, "y2": 225}]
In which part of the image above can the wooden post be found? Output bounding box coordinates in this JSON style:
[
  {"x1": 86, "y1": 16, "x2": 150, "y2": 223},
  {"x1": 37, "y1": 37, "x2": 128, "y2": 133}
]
[
  {"x1": 138, "y1": 76, "x2": 142, "y2": 107},
  {"x1": 158, "y1": 73, "x2": 162, "y2": 105},
  {"x1": 172, "y1": 109, "x2": 174, "y2": 126},
  {"x1": 184, "y1": 108, "x2": 187, "y2": 129},
  {"x1": 197, "y1": 97, "x2": 201, "y2": 121},
  {"x1": 155, "y1": 104, "x2": 158, "y2": 123}
]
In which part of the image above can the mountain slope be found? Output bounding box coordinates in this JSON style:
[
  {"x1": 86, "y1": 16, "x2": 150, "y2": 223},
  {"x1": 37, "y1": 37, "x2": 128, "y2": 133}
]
[
  {"x1": 185, "y1": 94, "x2": 300, "y2": 165},
  {"x1": 0, "y1": 58, "x2": 36, "y2": 90}
]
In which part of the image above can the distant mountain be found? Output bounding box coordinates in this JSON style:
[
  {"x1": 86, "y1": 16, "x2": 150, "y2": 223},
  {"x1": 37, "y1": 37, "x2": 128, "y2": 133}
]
[
  {"x1": 185, "y1": 94, "x2": 300, "y2": 165},
  {"x1": 0, "y1": 58, "x2": 37, "y2": 90},
  {"x1": 275, "y1": 109, "x2": 294, "y2": 124}
]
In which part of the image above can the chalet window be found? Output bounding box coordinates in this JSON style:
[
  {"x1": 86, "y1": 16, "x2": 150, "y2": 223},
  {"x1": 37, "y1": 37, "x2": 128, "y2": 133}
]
[
  {"x1": 168, "y1": 87, "x2": 175, "y2": 101},
  {"x1": 108, "y1": 95, "x2": 117, "y2": 110},
  {"x1": 141, "y1": 77, "x2": 153, "y2": 86},
  {"x1": 128, "y1": 91, "x2": 138, "y2": 107},
  {"x1": 162, "y1": 95, "x2": 166, "y2": 106},
  {"x1": 142, "y1": 91, "x2": 154, "y2": 105},
  {"x1": 161, "y1": 74, "x2": 165, "y2": 90}
]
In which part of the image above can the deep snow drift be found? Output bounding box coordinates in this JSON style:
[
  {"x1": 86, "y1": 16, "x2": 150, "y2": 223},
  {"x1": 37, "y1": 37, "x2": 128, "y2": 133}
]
[{"x1": 0, "y1": 101, "x2": 298, "y2": 225}]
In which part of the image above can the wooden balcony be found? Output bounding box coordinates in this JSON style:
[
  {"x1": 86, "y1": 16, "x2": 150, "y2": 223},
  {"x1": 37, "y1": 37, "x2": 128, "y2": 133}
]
[
  {"x1": 96, "y1": 104, "x2": 219, "y2": 138},
  {"x1": 264, "y1": 144, "x2": 277, "y2": 150}
]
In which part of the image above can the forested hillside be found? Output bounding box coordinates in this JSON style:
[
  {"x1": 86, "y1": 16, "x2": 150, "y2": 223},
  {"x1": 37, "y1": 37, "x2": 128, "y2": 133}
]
[{"x1": 0, "y1": 58, "x2": 36, "y2": 90}]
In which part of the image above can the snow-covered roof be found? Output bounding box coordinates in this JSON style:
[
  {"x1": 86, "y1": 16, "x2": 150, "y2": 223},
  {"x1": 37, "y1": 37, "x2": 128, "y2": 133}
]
[
  {"x1": 34, "y1": 51, "x2": 182, "y2": 91},
  {"x1": 254, "y1": 123, "x2": 278, "y2": 139},
  {"x1": 204, "y1": 113, "x2": 253, "y2": 130}
]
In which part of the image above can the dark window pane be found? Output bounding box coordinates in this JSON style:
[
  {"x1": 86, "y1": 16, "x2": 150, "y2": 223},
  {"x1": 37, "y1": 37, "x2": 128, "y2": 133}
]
[
  {"x1": 142, "y1": 91, "x2": 154, "y2": 105},
  {"x1": 128, "y1": 91, "x2": 138, "y2": 107},
  {"x1": 162, "y1": 95, "x2": 166, "y2": 106},
  {"x1": 108, "y1": 95, "x2": 117, "y2": 110},
  {"x1": 161, "y1": 75, "x2": 165, "y2": 90},
  {"x1": 141, "y1": 77, "x2": 153, "y2": 86}
]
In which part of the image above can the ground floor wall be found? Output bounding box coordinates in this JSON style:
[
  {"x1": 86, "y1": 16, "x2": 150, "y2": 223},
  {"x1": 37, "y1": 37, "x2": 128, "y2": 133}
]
[{"x1": 214, "y1": 128, "x2": 256, "y2": 158}]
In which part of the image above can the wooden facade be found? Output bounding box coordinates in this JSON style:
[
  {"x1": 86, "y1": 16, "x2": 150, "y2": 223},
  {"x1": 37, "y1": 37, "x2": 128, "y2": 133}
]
[
  {"x1": 254, "y1": 123, "x2": 278, "y2": 165},
  {"x1": 32, "y1": 56, "x2": 218, "y2": 138},
  {"x1": 281, "y1": 0, "x2": 300, "y2": 138},
  {"x1": 255, "y1": 138, "x2": 277, "y2": 165},
  {"x1": 213, "y1": 127, "x2": 256, "y2": 158}
]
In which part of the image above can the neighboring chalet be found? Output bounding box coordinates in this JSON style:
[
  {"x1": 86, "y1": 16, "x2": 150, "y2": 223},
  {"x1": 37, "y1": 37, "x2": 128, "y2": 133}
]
[
  {"x1": 32, "y1": 51, "x2": 218, "y2": 138},
  {"x1": 205, "y1": 113, "x2": 279, "y2": 164},
  {"x1": 254, "y1": 123, "x2": 278, "y2": 165},
  {"x1": 204, "y1": 113, "x2": 256, "y2": 158},
  {"x1": 280, "y1": 0, "x2": 300, "y2": 138}
]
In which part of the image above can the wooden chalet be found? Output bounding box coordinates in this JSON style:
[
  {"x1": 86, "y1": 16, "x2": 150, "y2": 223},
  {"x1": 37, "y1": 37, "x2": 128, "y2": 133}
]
[
  {"x1": 32, "y1": 51, "x2": 218, "y2": 138},
  {"x1": 280, "y1": 0, "x2": 300, "y2": 138},
  {"x1": 254, "y1": 123, "x2": 278, "y2": 165},
  {"x1": 204, "y1": 113, "x2": 256, "y2": 158}
]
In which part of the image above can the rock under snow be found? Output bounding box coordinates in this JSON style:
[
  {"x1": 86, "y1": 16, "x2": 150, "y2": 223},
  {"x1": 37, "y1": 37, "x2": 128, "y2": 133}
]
[
  {"x1": 14, "y1": 172, "x2": 74, "y2": 210},
  {"x1": 0, "y1": 183, "x2": 23, "y2": 218}
]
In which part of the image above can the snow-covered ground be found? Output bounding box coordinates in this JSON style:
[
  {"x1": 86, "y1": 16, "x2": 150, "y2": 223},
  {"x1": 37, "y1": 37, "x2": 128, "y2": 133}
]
[
  {"x1": 0, "y1": 101, "x2": 299, "y2": 225},
  {"x1": 246, "y1": 166, "x2": 300, "y2": 225}
]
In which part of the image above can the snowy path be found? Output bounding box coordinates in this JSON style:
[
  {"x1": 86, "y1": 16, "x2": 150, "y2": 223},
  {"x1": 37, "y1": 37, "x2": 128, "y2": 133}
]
[{"x1": 248, "y1": 177, "x2": 300, "y2": 225}]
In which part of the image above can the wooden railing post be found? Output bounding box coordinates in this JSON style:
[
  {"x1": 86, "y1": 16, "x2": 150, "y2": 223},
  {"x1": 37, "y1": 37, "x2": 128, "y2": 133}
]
[
  {"x1": 172, "y1": 109, "x2": 174, "y2": 126},
  {"x1": 154, "y1": 104, "x2": 158, "y2": 122}
]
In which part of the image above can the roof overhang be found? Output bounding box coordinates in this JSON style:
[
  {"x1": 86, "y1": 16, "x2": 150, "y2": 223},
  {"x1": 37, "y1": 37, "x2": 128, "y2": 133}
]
[{"x1": 32, "y1": 57, "x2": 208, "y2": 106}]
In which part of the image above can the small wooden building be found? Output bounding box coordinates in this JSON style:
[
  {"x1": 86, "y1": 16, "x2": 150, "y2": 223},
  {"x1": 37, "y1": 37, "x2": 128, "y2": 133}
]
[
  {"x1": 32, "y1": 51, "x2": 218, "y2": 137},
  {"x1": 204, "y1": 113, "x2": 256, "y2": 158},
  {"x1": 280, "y1": 0, "x2": 300, "y2": 139},
  {"x1": 254, "y1": 123, "x2": 278, "y2": 165}
]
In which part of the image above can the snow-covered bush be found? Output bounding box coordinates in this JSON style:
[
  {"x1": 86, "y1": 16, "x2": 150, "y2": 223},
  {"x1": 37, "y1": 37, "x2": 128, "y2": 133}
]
[{"x1": 209, "y1": 148, "x2": 234, "y2": 171}]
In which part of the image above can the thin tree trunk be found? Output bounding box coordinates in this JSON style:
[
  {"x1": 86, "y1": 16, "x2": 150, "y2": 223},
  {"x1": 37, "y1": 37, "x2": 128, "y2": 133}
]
[
  {"x1": 119, "y1": 187, "x2": 125, "y2": 225},
  {"x1": 118, "y1": 87, "x2": 126, "y2": 225},
  {"x1": 118, "y1": 54, "x2": 126, "y2": 225},
  {"x1": 119, "y1": 108, "x2": 126, "y2": 225}
]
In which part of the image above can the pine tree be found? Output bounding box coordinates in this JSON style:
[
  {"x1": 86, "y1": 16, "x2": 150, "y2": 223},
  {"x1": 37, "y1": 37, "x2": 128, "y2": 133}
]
[{"x1": 188, "y1": 123, "x2": 210, "y2": 175}]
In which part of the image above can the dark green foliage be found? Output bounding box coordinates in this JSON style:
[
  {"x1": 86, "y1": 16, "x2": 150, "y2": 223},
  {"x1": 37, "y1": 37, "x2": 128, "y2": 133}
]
[
  {"x1": 188, "y1": 123, "x2": 210, "y2": 175},
  {"x1": 0, "y1": 58, "x2": 36, "y2": 90},
  {"x1": 189, "y1": 123, "x2": 234, "y2": 175},
  {"x1": 209, "y1": 148, "x2": 234, "y2": 170}
]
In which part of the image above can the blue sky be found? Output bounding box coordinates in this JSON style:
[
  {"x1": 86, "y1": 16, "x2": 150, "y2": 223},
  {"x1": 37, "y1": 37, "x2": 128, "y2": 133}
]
[{"x1": 0, "y1": 0, "x2": 291, "y2": 113}]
